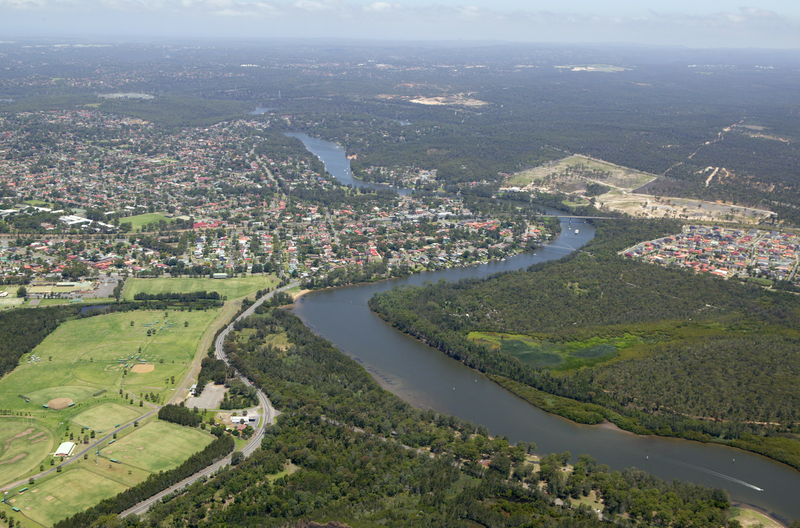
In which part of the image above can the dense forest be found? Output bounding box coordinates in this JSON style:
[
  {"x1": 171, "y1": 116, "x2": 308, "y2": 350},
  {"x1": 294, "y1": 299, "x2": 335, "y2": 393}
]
[
  {"x1": 369, "y1": 218, "x2": 800, "y2": 469},
  {"x1": 158, "y1": 404, "x2": 203, "y2": 427},
  {"x1": 58, "y1": 304, "x2": 748, "y2": 528}
]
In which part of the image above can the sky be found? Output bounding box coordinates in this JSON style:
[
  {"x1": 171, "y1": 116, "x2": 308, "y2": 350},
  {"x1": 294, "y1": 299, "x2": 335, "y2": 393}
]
[{"x1": 1, "y1": 0, "x2": 799, "y2": 48}]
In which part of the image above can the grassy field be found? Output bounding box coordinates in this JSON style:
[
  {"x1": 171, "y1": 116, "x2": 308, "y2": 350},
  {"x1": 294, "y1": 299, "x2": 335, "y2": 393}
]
[
  {"x1": 728, "y1": 507, "x2": 783, "y2": 528},
  {"x1": 23, "y1": 200, "x2": 55, "y2": 208},
  {"x1": 3, "y1": 467, "x2": 128, "y2": 527},
  {"x1": 72, "y1": 403, "x2": 143, "y2": 432},
  {"x1": 121, "y1": 212, "x2": 174, "y2": 231},
  {"x1": 0, "y1": 309, "x2": 220, "y2": 413},
  {"x1": 0, "y1": 308, "x2": 220, "y2": 486},
  {"x1": 0, "y1": 420, "x2": 55, "y2": 488},
  {"x1": 0, "y1": 285, "x2": 25, "y2": 310},
  {"x1": 99, "y1": 420, "x2": 213, "y2": 473},
  {"x1": 122, "y1": 275, "x2": 279, "y2": 301},
  {"x1": 2, "y1": 421, "x2": 214, "y2": 526}
]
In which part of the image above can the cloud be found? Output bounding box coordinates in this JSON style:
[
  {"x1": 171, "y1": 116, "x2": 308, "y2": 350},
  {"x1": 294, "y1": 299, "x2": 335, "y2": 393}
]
[{"x1": 362, "y1": 1, "x2": 391, "y2": 12}]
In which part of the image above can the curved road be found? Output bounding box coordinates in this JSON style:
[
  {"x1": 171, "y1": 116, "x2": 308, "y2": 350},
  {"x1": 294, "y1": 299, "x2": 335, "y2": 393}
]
[{"x1": 119, "y1": 282, "x2": 297, "y2": 518}]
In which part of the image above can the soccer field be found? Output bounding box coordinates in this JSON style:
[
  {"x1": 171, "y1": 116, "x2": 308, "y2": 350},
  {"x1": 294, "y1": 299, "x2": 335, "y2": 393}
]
[{"x1": 99, "y1": 420, "x2": 213, "y2": 473}]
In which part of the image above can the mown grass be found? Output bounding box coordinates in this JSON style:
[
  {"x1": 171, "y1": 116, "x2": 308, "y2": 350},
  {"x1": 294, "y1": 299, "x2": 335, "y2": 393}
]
[
  {"x1": 99, "y1": 420, "x2": 213, "y2": 473},
  {"x1": 122, "y1": 275, "x2": 278, "y2": 301},
  {"x1": 121, "y1": 212, "x2": 174, "y2": 231},
  {"x1": 0, "y1": 309, "x2": 219, "y2": 413},
  {"x1": 72, "y1": 403, "x2": 143, "y2": 432},
  {"x1": 0, "y1": 309, "x2": 219, "y2": 486},
  {"x1": 0, "y1": 420, "x2": 55, "y2": 488},
  {"x1": 5, "y1": 466, "x2": 127, "y2": 527}
]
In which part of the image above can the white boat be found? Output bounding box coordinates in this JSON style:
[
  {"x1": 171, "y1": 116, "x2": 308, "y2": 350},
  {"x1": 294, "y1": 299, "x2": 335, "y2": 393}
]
[{"x1": 575, "y1": 229, "x2": 579, "y2": 234}]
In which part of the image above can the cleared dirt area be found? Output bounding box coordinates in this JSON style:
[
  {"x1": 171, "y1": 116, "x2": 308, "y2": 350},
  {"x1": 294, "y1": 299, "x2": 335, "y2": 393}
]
[
  {"x1": 600, "y1": 191, "x2": 773, "y2": 222},
  {"x1": 504, "y1": 154, "x2": 774, "y2": 224},
  {"x1": 47, "y1": 397, "x2": 74, "y2": 410},
  {"x1": 503, "y1": 155, "x2": 657, "y2": 192},
  {"x1": 377, "y1": 93, "x2": 488, "y2": 107},
  {"x1": 130, "y1": 364, "x2": 155, "y2": 373}
]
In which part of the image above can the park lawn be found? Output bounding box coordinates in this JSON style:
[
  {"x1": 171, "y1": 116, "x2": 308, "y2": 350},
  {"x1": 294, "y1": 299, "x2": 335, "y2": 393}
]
[
  {"x1": 23, "y1": 200, "x2": 54, "y2": 208},
  {"x1": 0, "y1": 419, "x2": 55, "y2": 486},
  {"x1": 122, "y1": 212, "x2": 174, "y2": 231},
  {"x1": 100, "y1": 420, "x2": 213, "y2": 473},
  {"x1": 122, "y1": 275, "x2": 279, "y2": 301},
  {"x1": 0, "y1": 309, "x2": 220, "y2": 413},
  {"x1": 572, "y1": 490, "x2": 603, "y2": 512},
  {"x1": 8, "y1": 467, "x2": 127, "y2": 527},
  {"x1": 72, "y1": 403, "x2": 144, "y2": 432}
]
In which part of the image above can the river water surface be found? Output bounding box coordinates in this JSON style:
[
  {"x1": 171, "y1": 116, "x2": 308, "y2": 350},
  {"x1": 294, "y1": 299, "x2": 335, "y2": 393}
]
[{"x1": 288, "y1": 133, "x2": 800, "y2": 522}]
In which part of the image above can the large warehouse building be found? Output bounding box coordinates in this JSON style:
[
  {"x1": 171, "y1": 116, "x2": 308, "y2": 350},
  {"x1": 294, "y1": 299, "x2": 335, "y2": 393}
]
[{"x1": 54, "y1": 441, "x2": 76, "y2": 458}]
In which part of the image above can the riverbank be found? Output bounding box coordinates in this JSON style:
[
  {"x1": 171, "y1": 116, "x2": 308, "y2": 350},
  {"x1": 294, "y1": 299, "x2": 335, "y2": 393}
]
[
  {"x1": 732, "y1": 504, "x2": 787, "y2": 528},
  {"x1": 290, "y1": 129, "x2": 800, "y2": 521}
]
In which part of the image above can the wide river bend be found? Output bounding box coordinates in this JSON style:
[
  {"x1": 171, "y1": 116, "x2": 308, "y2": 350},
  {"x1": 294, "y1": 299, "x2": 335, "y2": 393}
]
[{"x1": 287, "y1": 132, "x2": 800, "y2": 523}]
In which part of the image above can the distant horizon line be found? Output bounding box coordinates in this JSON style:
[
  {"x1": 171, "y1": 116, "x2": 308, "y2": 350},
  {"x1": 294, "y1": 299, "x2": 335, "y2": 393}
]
[{"x1": 1, "y1": 36, "x2": 799, "y2": 52}]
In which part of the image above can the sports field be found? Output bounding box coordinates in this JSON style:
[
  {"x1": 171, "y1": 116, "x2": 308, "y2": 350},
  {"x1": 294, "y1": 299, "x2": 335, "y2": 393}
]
[
  {"x1": 121, "y1": 212, "x2": 174, "y2": 231},
  {"x1": 122, "y1": 275, "x2": 278, "y2": 301},
  {"x1": 0, "y1": 285, "x2": 24, "y2": 309},
  {"x1": 99, "y1": 420, "x2": 213, "y2": 473},
  {"x1": 0, "y1": 308, "x2": 220, "y2": 486},
  {"x1": 0, "y1": 309, "x2": 220, "y2": 414},
  {"x1": 5, "y1": 467, "x2": 128, "y2": 527},
  {"x1": 72, "y1": 403, "x2": 143, "y2": 432},
  {"x1": 1, "y1": 420, "x2": 212, "y2": 526}
]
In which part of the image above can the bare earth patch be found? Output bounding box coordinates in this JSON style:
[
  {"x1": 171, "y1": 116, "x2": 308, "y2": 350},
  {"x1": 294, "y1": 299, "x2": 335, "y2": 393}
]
[
  {"x1": 5, "y1": 427, "x2": 33, "y2": 450},
  {"x1": 47, "y1": 397, "x2": 74, "y2": 410},
  {"x1": 45, "y1": 496, "x2": 54, "y2": 501},
  {"x1": 0, "y1": 453, "x2": 27, "y2": 465},
  {"x1": 131, "y1": 364, "x2": 154, "y2": 373}
]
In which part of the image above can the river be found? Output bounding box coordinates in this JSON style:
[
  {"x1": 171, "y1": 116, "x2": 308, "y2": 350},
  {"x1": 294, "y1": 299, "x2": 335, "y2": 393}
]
[
  {"x1": 285, "y1": 133, "x2": 412, "y2": 196},
  {"x1": 287, "y1": 133, "x2": 800, "y2": 523}
]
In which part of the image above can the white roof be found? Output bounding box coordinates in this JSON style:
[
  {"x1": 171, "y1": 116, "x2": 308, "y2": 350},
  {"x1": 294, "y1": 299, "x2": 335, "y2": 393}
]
[{"x1": 55, "y1": 441, "x2": 76, "y2": 457}]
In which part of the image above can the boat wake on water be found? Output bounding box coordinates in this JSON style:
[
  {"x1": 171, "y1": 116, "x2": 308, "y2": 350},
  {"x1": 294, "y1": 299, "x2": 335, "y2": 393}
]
[{"x1": 650, "y1": 456, "x2": 764, "y2": 492}]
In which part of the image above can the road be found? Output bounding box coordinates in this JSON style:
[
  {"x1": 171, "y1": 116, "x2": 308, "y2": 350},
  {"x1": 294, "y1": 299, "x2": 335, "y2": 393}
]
[{"x1": 118, "y1": 281, "x2": 297, "y2": 518}]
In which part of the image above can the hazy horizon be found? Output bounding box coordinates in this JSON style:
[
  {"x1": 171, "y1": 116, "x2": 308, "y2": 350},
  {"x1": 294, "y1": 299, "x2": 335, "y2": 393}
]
[{"x1": 1, "y1": 0, "x2": 799, "y2": 49}]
